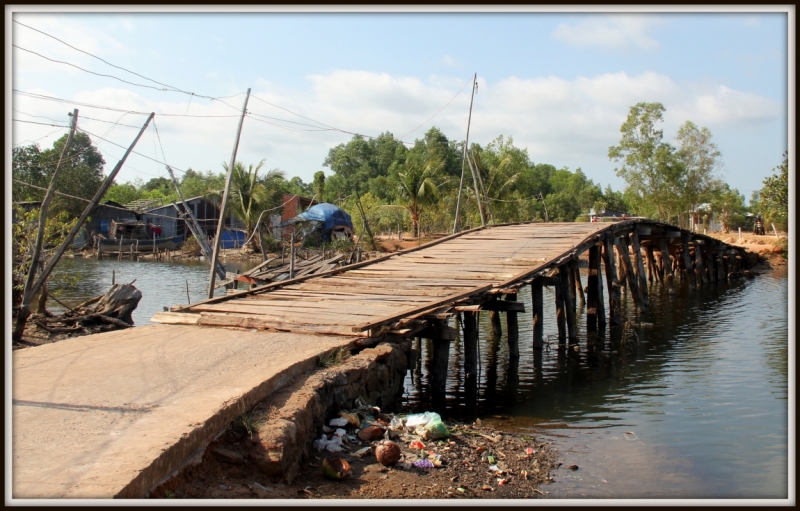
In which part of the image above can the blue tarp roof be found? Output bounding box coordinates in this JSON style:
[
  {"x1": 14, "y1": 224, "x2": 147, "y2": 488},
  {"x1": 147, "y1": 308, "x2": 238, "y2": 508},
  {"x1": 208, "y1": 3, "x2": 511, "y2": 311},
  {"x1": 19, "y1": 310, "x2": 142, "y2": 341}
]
[{"x1": 281, "y1": 203, "x2": 354, "y2": 233}]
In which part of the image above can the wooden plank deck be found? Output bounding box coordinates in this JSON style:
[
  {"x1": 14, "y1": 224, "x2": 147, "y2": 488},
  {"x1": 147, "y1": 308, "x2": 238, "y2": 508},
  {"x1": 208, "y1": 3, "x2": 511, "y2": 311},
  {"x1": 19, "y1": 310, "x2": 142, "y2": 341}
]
[{"x1": 155, "y1": 222, "x2": 612, "y2": 334}]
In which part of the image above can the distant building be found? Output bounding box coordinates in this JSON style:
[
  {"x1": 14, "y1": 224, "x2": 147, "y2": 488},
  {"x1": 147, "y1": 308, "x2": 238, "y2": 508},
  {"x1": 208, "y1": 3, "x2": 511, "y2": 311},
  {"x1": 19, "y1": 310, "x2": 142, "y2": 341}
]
[
  {"x1": 140, "y1": 196, "x2": 244, "y2": 240},
  {"x1": 279, "y1": 194, "x2": 318, "y2": 240},
  {"x1": 688, "y1": 204, "x2": 721, "y2": 232}
]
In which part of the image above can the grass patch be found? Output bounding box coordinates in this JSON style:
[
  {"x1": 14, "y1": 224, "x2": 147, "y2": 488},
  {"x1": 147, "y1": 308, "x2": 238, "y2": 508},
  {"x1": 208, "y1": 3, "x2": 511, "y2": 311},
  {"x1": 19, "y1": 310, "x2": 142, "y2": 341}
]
[
  {"x1": 232, "y1": 413, "x2": 260, "y2": 436},
  {"x1": 317, "y1": 346, "x2": 351, "y2": 368}
]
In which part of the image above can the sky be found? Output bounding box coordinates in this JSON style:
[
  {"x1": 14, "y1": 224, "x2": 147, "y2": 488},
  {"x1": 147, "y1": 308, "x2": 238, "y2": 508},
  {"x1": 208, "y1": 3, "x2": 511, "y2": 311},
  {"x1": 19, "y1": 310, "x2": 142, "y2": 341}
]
[{"x1": 7, "y1": 7, "x2": 792, "y2": 204}]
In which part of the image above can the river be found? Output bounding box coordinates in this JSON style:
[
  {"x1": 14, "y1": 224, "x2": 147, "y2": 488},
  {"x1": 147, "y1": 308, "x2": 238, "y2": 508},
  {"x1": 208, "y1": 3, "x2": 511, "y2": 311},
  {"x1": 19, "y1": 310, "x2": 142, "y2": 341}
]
[{"x1": 47, "y1": 257, "x2": 789, "y2": 499}]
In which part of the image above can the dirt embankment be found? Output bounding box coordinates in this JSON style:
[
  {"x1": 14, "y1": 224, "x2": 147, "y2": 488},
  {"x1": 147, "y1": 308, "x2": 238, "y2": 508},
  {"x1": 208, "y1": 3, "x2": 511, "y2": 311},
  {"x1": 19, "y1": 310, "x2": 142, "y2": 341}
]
[
  {"x1": 153, "y1": 418, "x2": 560, "y2": 500},
  {"x1": 705, "y1": 231, "x2": 788, "y2": 270}
]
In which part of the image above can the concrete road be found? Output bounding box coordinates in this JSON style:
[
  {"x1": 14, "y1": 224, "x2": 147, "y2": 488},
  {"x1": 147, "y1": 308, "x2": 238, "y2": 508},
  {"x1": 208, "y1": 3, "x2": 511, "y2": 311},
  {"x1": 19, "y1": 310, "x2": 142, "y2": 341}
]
[{"x1": 11, "y1": 324, "x2": 355, "y2": 499}]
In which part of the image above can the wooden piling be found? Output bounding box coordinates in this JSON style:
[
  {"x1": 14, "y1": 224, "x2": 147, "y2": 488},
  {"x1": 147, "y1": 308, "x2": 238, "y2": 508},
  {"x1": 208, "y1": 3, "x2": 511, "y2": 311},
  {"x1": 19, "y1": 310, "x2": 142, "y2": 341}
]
[
  {"x1": 462, "y1": 312, "x2": 479, "y2": 378},
  {"x1": 489, "y1": 310, "x2": 502, "y2": 339},
  {"x1": 681, "y1": 234, "x2": 697, "y2": 289},
  {"x1": 531, "y1": 279, "x2": 544, "y2": 348},
  {"x1": 430, "y1": 336, "x2": 451, "y2": 396},
  {"x1": 602, "y1": 237, "x2": 622, "y2": 326},
  {"x1": 559, "y1": 265, "x2": 577, "y2": 342},
  {"x1": 694, "y1": 241, "x2": 708, "y2": 284},
  {"x1": 554, "y1": 272, "x2": 567, "y2": 344},
  {"x1": 567, "y1": 262, "x2": 578, "y2": 310},
  {"x1": 587, "y1": 245, "x2": 601, "y2": 332},
  {"x1": 646, "y1": 245, "x2": 659, "y2": 284},
  {"x1": 704, "y1": 241, "x2": 716, "y2": 283},
  {"x1": 570, "y1": 262, "x2": 585, "y2": 307},
  {"x1": 659, "y1": 237, "x2": 676, "y2": 295},
  {"x1": 631, "y1": 231, "x2": 649, "y2": 308},
  {"x1": 505, "y1": 292, "x2": 520, "y2": 357},
  {"x1": 615, "y1": 236, "x2": 646, "y2": 313},
  {"x1": 595, "y1": 246, "x2": 606, "y2": 329}
]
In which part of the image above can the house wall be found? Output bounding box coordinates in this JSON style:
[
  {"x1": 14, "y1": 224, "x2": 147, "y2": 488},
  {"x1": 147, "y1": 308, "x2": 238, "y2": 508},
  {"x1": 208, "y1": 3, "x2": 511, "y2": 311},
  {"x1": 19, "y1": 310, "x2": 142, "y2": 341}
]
[{"x1": 279, "y1": 194, "x2": 316, "y2": 241}]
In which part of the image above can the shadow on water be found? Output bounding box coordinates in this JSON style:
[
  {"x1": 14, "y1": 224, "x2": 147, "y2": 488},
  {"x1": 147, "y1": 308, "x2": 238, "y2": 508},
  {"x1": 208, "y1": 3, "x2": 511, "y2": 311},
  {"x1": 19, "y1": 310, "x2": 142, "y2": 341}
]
[{"x1": 403, "y1": 269, "x2": 789, "y2": 499}]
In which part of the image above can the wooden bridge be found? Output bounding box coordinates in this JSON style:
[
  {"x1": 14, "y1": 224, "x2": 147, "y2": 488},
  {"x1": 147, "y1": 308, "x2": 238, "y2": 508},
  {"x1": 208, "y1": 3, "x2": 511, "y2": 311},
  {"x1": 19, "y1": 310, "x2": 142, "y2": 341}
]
[
  {"x1": 156, "y1": 219, "x2": 748, "y2": 392},
  {"x1": 13, "y1": 219, "x2": 749, "y2": 499}
]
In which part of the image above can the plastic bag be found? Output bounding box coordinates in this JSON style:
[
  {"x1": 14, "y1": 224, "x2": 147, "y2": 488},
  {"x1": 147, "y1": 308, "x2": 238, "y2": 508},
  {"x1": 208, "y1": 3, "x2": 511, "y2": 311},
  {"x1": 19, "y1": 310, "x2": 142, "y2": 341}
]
[
  {"x1": 404, "y1": 412, "x2": 441, "y2": 432},
  {"x1": 423, "y1": 417, "x2": 449, "y2": 440}
]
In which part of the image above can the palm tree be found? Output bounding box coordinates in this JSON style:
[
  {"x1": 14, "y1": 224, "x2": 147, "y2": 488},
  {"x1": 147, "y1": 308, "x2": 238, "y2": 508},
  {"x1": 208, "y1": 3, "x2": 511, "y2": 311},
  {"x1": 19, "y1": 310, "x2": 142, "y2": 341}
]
[
  {"x1": 394, "y1": 155, "x2": 444, "y2": 238},
  {"x1": 207, "y1": 160, "x2": 285, "y2": 251}
]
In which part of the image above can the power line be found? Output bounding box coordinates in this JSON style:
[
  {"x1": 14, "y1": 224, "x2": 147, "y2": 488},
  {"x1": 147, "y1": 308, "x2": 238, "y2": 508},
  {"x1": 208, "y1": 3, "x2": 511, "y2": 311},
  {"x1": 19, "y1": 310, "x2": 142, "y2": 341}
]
[
  {"x1": 397, "y1": 75, "x2": 473, "y2": 140},
  {"x1": 13, "y1": 128, "x2": 67, "y2": 147},
  {"x1": 13, "y1": 90, "x2": 242, "y2": 119},
  {"x1": 12, "y1": 20, "x2": 244, "y2": 111}
]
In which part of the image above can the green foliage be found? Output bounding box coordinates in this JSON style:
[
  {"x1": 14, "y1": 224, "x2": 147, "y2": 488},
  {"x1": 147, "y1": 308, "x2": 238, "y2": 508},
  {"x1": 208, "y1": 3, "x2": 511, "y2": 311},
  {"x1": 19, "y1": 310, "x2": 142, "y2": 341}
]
[
  {"x1": 757, "y1": 152, "x2": 788, "y2": 231},
  {"x1": 12, "y1": 132, "x2": 106, "y2": 218},
  {"x1": 206, "y1": 160, "x2": 286, "y2": 251},
  {"x1": 12, "y1": 205, "x2": 78, "y2": 308},
  {"x1": 710, "y1": 184, "x2": 747, "y2": 233}
]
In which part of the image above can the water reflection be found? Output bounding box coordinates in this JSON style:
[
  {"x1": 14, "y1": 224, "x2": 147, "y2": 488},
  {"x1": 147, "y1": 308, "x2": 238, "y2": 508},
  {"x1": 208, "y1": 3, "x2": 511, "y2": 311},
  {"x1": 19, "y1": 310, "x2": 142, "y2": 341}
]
[{"x1": 402, "y1": 269, "x2": 788, "y2": 498}]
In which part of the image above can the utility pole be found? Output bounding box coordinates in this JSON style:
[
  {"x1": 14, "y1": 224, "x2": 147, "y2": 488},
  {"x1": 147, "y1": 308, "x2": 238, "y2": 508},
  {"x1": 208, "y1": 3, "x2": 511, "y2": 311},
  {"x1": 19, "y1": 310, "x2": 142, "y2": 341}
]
[
  {"x1": 15, "y1": 112, "x2": 154, "y2": 342},
  {"x1": 453, "y1": 73, "x2": 479, "y2": 233},
  {"x1": 207, "y1": 88, "x2": 250, "y2": 298},
  {"x1": 17, "y1": 109, "x2": 78, "y2": 336}
]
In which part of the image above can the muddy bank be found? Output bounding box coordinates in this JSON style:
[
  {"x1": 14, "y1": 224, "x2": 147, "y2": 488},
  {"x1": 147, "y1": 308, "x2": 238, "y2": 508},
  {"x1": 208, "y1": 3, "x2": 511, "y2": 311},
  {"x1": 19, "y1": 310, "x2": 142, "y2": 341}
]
[{"x1": 149, "y1": 341, "x2": 561, "y2": 500}]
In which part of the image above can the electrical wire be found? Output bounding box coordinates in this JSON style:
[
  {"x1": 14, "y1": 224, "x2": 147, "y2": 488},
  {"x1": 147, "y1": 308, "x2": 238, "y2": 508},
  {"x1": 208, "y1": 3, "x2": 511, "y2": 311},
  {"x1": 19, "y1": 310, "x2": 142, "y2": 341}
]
[
  {"x1": 13, "y1": 20, "x2": 244, "y2": 111},
  {"x1": 397, "y1": 75, "x2": 473, "y2": 140},
  {"x1": 13, "y1": 128, "x2": 67, "y2": 147},
  {"x1": 13, "y1": 90, "x2": 242, "y2": 118}
]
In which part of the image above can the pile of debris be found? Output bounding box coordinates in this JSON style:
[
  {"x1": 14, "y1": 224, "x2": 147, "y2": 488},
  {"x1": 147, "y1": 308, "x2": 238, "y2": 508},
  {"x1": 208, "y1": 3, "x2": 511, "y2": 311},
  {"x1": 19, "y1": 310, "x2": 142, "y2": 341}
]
[
  {"x1": 219, "y1": 253, "x2": 350, "y2": 289},
  {"x1": 25, "y1": 283, "x2": 141, "y2": 343}
]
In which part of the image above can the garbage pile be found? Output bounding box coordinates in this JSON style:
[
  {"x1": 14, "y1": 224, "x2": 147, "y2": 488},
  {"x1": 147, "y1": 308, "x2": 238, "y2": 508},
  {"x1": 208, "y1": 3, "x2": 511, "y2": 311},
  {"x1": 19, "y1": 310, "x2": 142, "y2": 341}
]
[{"x1": 314, "y1": 400, "x2": 451, "y2": 479}]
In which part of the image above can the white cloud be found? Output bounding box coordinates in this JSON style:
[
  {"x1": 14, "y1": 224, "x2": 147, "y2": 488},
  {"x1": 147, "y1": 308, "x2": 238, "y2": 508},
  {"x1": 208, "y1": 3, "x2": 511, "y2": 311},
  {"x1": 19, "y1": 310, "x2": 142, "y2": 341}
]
[
  {"x1": 13, "y1": 70, "x2": 782, "y2": 191},
  {"x1": 550, "y1": 15, "x2": 665, "y2": 51}
]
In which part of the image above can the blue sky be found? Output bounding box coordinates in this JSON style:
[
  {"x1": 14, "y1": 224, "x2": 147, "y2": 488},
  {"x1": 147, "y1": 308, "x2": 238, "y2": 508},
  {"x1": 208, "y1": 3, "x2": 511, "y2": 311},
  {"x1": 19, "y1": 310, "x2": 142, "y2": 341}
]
[{"x1": 8, "y1": 8, "x2": 791, "y2": 203}]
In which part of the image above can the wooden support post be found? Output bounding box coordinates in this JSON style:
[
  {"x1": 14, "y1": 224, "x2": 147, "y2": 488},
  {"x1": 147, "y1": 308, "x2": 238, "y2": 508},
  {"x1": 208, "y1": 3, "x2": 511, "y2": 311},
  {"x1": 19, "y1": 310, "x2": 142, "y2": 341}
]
[
  {"x1": 659, "y1": 237, "x2": 676, "y2": 295},
  {"x1": 489, "y1": 309, "x2": 502, "y2": 340},
  {"x1": 694, "y1": 241, "x2": 708, "y2": 284},
  {"x1": 430, "y1": 337, "x2": 451, "y2": 397},
  {"x1": 616, "y1": 247, "x2": 627, "y2": 294},
  {"x1": 602, "y1": 237, "x2": 622, "y2": 326},
  {"x1": 681, "y1": 234, "x2": 697, "y2": 289},
  {"x1": 559, "y1": 265, "x2": 577, "y2": 342},
  {"x1": 631, "y1": 231, "x2": 649, "y2": 308},
  {"x1": 595, "y1": 247, "x2": 606, "y2": 328},
  {"x1": 531, "y1": 279, "x2": 544, "y2": 348},
  {"x1": 567, "y1": 262, "x2": 578, "y2": 310},
  {"x1": 573, "y1": 264, "x2": 586, "y2": 306},
  {"x1": 587, "y1": 245, "x2": 600, "y2": 332},
  {"x1": 505, "y1": 292, "x2": 520, "y2": 357},
  {"x1": 462, "y1": 312, "x2": 479, "y2": 378},
  {"x1": 646, "y1": 245, "x2": 658, "y2": 284},
  {"x1": 704, "y1": 242, "x2": 716, "y2": 283},
  {"x1": 554, "y1": 271, "x2": 567, "y2": 344},
  {"x1": 615, "y1": 237, "x2": 646, "y2": 313}
]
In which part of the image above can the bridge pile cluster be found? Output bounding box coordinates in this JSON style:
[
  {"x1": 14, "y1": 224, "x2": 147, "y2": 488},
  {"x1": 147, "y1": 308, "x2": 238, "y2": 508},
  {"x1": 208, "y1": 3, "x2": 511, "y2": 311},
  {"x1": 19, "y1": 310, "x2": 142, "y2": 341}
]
[{"x1": 154, "y1": 220, "x2": 748, "y2": 395}]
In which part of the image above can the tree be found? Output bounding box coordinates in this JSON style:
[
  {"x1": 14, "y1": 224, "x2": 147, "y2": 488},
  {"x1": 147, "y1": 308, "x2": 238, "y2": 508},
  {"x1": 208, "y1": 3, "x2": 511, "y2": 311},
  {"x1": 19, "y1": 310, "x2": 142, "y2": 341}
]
[
  {"x1": 710, "y1": 184, "x2": 747, "y2": 233},
  {"x1": 609, "y1": 102, "x2": 683, "y2": 222},
  {"x1": 312, "y1": 171, "x2": 326, "y2": 200},
  {"x1": 38, "y1": 132, "x2": 106, "y2": 217},
  {"x1": 207, "y1": 160, "x2": 285, "y2": 251},
  {"x1": 393, "y1": 149, "x2": 444, "y2": 237},
  {"x1": 675, "y1": 121, "x2": 723, "y2": 226},
  {"x1": 758, "y1": 151, "x2": 788, "y2": 231}
]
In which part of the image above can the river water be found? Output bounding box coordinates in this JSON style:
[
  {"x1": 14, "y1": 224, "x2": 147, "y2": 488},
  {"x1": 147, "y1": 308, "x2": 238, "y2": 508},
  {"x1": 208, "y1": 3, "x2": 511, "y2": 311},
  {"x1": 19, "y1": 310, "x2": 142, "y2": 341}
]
[
  {"x1": 403, "y1": 269, "x2": 790, "y2": 499},
  {"x1": 46, "y1": 257, "x2": 789, "y2": 499}
]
